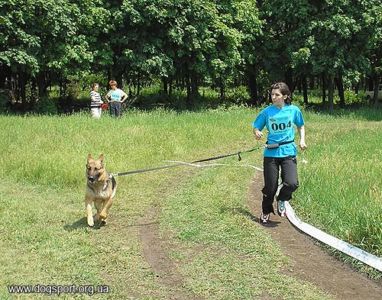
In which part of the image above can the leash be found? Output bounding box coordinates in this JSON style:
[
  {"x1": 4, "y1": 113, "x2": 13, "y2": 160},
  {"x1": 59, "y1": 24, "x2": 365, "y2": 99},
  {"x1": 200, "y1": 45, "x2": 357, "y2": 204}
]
[{"x1": 111, "y1": 145, "x2": 264, "y2": 177}]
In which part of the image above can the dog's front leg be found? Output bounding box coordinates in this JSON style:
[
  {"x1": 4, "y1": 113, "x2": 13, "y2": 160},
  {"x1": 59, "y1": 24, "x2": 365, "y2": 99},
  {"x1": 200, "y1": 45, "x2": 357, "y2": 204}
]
[
  {"x1": 94, "y1": 199, "x2": 102, "y2": 222},
  {"x1": 85, "y1": 196, "x2": 94, "y2": 227},
  {"x1": 99, "y1": 197, "x2": 113, "y2": 221}
]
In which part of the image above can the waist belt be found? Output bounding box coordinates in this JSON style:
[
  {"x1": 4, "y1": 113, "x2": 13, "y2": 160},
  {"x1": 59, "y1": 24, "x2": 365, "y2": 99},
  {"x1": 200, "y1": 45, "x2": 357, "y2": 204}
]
[{"x1": 266, "y1": 140, "x2": 294, "y2": 149}]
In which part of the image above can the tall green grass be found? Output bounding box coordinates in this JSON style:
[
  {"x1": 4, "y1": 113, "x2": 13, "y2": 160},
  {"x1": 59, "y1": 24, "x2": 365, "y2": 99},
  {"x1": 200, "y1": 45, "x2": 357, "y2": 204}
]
[
  {"x1": 0, "y1": 108, "x2": 254, "y2": 188},
  {"x1": 296, "y1": 109, "x2": 382, "y2": 259}
]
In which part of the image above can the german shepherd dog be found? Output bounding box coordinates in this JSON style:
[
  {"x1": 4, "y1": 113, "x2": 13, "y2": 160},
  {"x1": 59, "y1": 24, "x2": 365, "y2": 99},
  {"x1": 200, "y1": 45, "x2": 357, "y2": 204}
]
[{"x1": 85, "y1": 154, "x2": 117, "y2": 227}]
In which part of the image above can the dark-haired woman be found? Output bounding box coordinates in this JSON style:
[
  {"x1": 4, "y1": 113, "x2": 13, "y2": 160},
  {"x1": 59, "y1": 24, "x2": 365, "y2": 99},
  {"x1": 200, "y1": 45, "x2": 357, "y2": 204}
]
[{"x1": 252, "y1": 82, "x2": 307, "y2": 225}]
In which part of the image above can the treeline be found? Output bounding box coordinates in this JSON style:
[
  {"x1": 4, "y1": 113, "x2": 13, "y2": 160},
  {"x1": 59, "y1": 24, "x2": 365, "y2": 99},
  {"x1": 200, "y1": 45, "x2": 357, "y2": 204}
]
[{"x1": 1, "y1": 0, "x2": 381, "y2": 110}]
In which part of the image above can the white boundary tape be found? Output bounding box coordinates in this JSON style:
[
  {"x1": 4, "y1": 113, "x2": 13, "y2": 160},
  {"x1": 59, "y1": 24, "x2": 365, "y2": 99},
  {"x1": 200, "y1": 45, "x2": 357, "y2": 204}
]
[
  {"x1": 285, "y1": 202, "x2": 382, "y2": 272},
  {"x1": 261, "y1": 164, "x2": 382, "y2": 273}
]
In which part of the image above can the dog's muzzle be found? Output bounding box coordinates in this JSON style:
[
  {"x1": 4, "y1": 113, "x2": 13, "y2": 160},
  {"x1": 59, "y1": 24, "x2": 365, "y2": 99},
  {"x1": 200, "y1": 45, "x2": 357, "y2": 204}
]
[{"x1": 87, "y1": 176, "x2": 96, "y2": 183}]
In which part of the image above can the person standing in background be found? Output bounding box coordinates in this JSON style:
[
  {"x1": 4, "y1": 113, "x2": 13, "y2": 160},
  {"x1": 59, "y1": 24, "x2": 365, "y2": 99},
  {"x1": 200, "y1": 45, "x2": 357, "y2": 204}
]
[
  {"x1": 90, "y1": 83, "x2": 103, "y2": 119},
  {"x1": 106, "y1": 80, "x2": 127, "y2": 117}
]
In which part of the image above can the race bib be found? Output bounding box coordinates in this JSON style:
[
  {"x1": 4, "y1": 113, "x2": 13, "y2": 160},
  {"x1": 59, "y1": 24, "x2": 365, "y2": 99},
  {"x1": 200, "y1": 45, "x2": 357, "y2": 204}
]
[{"x1": 268, "y1": 115, "x2": 292, "y2": 134}]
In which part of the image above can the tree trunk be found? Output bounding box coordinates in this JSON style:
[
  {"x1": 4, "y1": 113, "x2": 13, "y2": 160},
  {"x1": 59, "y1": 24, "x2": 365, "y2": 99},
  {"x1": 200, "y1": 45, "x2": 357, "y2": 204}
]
[
  {"x1": 107, "y1": 68, "x2": 112, "y2": 83},
  {"x1": 335, "y1": 75, "x2": 345, "y2": 107},
  {"x1": 186, "y1": 73, "x2": 192, "y2": 109},
  {"x1": 285, "y1": 67, "x2": 294, "y2": 92},
  {"x1": 309, "y1": 76, "x2": 315, "y2": 90},
  {"x1": 186, "y1": 71, "x2": 198, "y2": 109},
  {"x1": 116, "y1": 73, "x2": 123, "y2": 89},
  {"x1": 373, "y1": 75, "x2": 380, "y2": 106},
  {"x1": 37, "y1": 72, "x2": 48, "y2": 98},
  {"x1": 302, "y1": 76, "x2": 308, "y2": 105},
  {"x1": 321, "y1": 73, "x2": 326, "y2": 104},
  {"x1": 354, "y1": 82, "x2": 359, "y2": 94},
  {"x1": 367, "y1": 76, "x2": 374, "y2": 92},
  {"x1": 136, "y1": 72, "x2": 141, "y2": 96},
  {"x1": 297, "y1": 78, "x2": 302, "y2": 93},
  {"x1": 162, "y1": 77, "x2": 168, "y2": 95},
  {"x1": 246, "y1": 65, "x2": 259, "y2": 106},
  {"x1": 219, "y1": 77, "x2": 225, "y2": 100},
  {"x1": 0, "y1": 66, "x2": 6, "y2": 88},
  {"x1": 191, "y1": 72, "x2": 198, "y2": 98},
  {"x1": 168, "y1": 76, "x2": 173, "y2": 96},
  {"x1": 59, "y1": 76, "x2": 65, "y2": 98},
  {"x1": 110, "y1": 55, "x2": 124, "y2": 88},
  {"x1": 19, "y1": 72, "x2": 27, "y2": 109},
  {"x1": 31, "y1": 77, "x2": 38, "y2": 106},
  {"x1": 327, "y1": 75, "x2": 334, "y2": 112}
]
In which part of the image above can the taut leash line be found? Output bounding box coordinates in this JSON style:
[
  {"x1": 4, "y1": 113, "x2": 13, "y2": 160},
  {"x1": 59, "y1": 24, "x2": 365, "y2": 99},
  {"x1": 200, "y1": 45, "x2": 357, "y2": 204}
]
[{"x1": 112, "y1": 145, "x2": 263, "y2": 177}]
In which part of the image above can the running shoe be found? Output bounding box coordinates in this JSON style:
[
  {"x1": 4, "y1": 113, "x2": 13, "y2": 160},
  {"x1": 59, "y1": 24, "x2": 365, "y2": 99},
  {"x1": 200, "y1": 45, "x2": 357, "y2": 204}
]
[
  {"x1": 260, "y1": 212, "x2": 270, "y2": 224},
  {"x1": 277, "y1": 200, "x2": 286, "y2": 217}
]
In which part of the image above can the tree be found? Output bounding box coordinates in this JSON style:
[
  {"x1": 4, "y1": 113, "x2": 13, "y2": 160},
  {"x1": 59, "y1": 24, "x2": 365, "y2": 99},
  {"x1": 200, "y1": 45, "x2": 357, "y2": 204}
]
[
  {"x1": 228, "y1": 0, "x2": 262, "y2": 105},
  {"x1": 259, "y1": 0, "x2": 314, "y2": 97},
  {"x1": 365, "y1": 2, "x2": 382, "y2": 106},
  {"x1": 309, "y1": 0, "x2": 375, "y2": 110},
  {"x1": 0, "y1": 0, "x2": 106, "y2": 107}
]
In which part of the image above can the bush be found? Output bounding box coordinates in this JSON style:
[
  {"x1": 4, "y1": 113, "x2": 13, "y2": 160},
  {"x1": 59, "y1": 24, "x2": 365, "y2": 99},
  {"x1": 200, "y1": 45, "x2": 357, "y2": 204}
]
[
  {"x1": 66, "y1": 81, "x2": 81, "y2": 101},
  {"x1": 344, "y1": 90, "x2": 366, "y2": 105},
  {"x1": 0, "y1": 89, "x2": 11, "y2": 113},
  {"x1": 226, "y1": 86, "x2": 250, "y2": 105},
  {"x1": 34, "y1": 97, "x2": 58, "y2": 115}
]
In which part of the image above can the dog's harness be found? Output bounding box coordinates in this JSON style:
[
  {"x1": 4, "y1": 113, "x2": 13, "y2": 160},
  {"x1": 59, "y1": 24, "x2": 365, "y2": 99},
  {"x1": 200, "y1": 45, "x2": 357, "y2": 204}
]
[
  {"x1": 103, "y1": 174, "x2": 116, "y2": 191},
  {"x1": 87, "y1": 174, "x2": 116, "y2": 192},
  {"x1": 110, "y1": 174, "x2": 116, "y2": 190}
]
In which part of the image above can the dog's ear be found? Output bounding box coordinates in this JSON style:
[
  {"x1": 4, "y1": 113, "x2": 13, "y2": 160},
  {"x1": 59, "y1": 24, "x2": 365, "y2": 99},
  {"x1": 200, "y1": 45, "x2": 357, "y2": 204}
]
[
  {"x1": 99, "y1": 154, "x2": 104, "y2": 165},
  {"x1": 87, "y1": 153, "x2": 93, "y2": 161}
]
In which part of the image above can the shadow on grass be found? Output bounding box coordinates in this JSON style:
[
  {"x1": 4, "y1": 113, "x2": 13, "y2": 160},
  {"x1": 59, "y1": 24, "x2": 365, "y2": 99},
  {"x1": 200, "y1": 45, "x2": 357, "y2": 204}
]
[
  {"x1": 229, "y1": 207, "x2": 281, "y2": 227},
  {"x1": 63, "y1": 217, "x2": 88, "y2": 231},
  {"x1": 63, "y1": 217, "x2": 106, "y2": 231}
]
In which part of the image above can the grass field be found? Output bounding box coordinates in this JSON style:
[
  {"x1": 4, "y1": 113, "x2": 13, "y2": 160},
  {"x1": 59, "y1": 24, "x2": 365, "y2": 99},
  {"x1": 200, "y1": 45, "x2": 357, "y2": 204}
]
[{"x1": 0, "y1": 106, "x2": 381, "y2": 299}]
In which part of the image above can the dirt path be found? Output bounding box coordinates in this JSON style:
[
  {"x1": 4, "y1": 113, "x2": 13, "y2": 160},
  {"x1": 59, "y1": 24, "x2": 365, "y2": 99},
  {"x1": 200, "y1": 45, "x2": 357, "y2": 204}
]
[
  {"x1": 248, "y1": 171, "x2": 382, "y2": 299},
  {"x1": 139, "y1": 205, "x2": 202, "y2": 300}
]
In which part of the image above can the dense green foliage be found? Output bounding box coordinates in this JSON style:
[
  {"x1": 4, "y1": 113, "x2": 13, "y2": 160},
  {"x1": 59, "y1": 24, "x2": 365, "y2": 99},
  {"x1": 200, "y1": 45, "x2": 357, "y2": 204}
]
[{"x1": 1, "y1": 0, "x2": 382, "y2": 110}]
